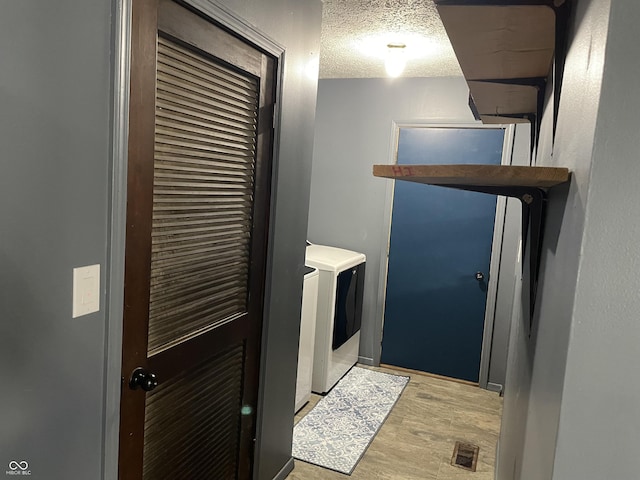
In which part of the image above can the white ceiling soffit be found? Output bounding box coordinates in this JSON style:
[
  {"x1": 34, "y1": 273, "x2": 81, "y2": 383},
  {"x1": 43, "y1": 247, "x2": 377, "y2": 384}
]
[{"x1": 319, "y1": 0, "x2": 463, "y2": 79}]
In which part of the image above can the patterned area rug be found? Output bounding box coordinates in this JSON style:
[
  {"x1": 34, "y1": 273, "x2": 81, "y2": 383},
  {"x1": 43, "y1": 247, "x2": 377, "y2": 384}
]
[{"x1": 292, "y1": 367, "x2": 409, "y2": 475}]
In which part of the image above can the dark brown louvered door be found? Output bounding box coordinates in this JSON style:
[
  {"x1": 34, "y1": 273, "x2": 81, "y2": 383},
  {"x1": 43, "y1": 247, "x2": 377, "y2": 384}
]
[{"x1": 118, "y1": 1, "x2": 276, "y2": 479}]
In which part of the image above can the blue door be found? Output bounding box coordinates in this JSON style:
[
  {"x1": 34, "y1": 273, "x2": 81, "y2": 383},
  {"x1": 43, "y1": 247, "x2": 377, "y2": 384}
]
[{"x1": 381, "y1": 127, "x2": 504, "y2": 382}]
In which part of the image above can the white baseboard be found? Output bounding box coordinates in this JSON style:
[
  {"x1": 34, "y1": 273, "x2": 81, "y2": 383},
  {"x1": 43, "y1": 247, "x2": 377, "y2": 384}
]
[
  {"x1": 358, "y1": 356, "x2": 375, "y2": 366},
  {"x1": 487, "y1": 382, "x2": 503, "y2": 394}
]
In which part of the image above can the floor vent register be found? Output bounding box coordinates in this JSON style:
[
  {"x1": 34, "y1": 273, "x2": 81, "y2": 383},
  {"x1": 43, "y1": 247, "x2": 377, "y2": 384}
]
[{"x1": 451, "y1": 441, "x2": 480, "y2": 472}]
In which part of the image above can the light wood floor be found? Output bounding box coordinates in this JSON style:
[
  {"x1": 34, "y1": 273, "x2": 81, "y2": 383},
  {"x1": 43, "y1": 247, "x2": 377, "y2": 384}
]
[{"x1": 287, "y1": 365, "x2": 502, "y2": 480}]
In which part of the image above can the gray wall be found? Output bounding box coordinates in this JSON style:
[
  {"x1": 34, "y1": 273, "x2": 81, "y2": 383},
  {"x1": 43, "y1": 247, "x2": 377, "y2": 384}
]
[
  {"x1": 0, "y1": 1, "x2": 322, "y2": 480},
  {"x1": 552, "y1": 2, "x2": 640, "y2": 478},
  {"x1": 496, "y1": 0, "x2": 612, "y2": 478},
  {"x1": 0, "y1": 1, "x2": 113, "y2": 479},
  {"x1": 308, "y1": 77, "x2": 477, "y2": 365}
]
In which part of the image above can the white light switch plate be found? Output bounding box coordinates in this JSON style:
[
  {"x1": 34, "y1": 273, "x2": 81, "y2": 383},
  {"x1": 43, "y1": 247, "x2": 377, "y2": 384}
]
[{"x1": 73, "y1": 264, "x2": 100, "y2": 318}]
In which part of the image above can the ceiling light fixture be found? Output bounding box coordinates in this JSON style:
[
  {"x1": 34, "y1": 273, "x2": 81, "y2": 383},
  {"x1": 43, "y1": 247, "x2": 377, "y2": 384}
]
[{"x1": 385, "y1": 43, "x2": 407, "y2": 78}]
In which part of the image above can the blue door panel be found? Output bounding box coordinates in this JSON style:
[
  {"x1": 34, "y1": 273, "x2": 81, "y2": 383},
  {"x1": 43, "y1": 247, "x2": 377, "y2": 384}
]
[{"x1": 381, "y1": 127, "x2": 504, "y2": 382}]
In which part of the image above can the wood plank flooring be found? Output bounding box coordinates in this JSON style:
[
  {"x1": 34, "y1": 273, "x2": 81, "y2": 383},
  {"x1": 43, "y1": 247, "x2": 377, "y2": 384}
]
[{"x1": 287, "y1": 365, "x2": 502, "y2": 480}]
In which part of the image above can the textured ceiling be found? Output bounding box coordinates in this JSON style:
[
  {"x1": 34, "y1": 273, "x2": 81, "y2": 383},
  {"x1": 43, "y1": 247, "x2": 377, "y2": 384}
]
[{"x1": 319, "y1": 0, "x2": 463, "y2": 79}]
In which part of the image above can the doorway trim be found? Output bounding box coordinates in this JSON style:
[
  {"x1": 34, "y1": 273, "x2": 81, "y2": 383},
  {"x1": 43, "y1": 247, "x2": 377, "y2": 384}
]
[
  {"x1": 479, "y1": 124, "x2": 515, "y2": 391},
  {"x1": 104, "y1": 1, "x2": 132, "y2": 479},
  {"x1": 376, "y1": 121, "x2": 515, "y2": 388},
  {"x1": 103, "y1": 1, "x2": 285, "y2": 478}
]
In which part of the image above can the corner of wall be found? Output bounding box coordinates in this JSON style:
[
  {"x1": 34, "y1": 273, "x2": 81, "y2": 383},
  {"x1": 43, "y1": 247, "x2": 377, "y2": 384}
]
[{"x1": 496, "y1": 1, "x2": 613, "y2": 479}]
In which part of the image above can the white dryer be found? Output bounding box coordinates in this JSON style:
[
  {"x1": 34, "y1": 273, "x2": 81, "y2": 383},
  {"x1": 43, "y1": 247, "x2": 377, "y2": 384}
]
[
  {"x1": 295, "y1": 266, "x2": 319, "y2": 412},
  {"x1": 305, "y1": 244, "x2": 366, "y2": 394}
]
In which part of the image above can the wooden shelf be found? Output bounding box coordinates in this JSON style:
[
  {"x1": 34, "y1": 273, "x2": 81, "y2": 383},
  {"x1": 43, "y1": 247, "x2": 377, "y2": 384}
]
[
  {"x1": 436, "y1": 3, "x2": 556, "y2": 82},
  {"x1": 373, "y1": 163, "x2": 570, "y2": 324},
  {"x1": 434, "y1": 0, "x2": 571, "y2": 145},
  {"x1": 435, "y1": 1, "x2": 558, "y2": 123},
  {"x1": 372, "y1": 164, "x2": 569, "y2": 189},
  {"x1": 468, "y1": 81, "x2": 539, "y2": 119},
  {"x1": 421, "y1": 1, "x2": 573, "y2": 321}
]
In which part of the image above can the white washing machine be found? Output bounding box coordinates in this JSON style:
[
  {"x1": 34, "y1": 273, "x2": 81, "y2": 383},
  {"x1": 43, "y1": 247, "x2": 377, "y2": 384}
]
[
  {"x1": 295, "y1": 266, "x2": 319, "y2": 412},
  {"x1": 305, "y1": 244, "x2": 366, "y2": 394}
]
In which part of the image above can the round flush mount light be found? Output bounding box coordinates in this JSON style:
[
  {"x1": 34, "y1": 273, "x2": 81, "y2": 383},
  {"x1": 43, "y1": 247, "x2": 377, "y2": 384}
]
[{"x1": 385, "y1": 43, "x2": 407, "y2": 78}]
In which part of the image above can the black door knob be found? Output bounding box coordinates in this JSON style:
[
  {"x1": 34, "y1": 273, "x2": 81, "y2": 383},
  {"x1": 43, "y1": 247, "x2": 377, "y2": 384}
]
[
  {"x1": 129, "y1": 367, "x2": 158, "y2": 392},
  {"x1": 475, "y1": 271, "x2": 485, "y2": 281}
]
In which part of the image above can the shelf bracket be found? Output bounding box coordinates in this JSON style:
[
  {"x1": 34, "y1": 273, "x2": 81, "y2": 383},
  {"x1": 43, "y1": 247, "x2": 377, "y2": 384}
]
[
  {"x1": 443, "y1": 184, "x2": 547, "y2": 327},
  {"x1": 373, "y1": 164, "x2": 569, "y2": 328}
]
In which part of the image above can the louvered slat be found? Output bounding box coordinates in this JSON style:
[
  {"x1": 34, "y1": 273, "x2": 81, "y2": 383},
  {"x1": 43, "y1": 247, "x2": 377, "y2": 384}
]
[
  {"x1": 147, "y1": 35, "x2": 259, "y2": 354},
  {"x1": 142, "y1": 343, "x2": 245, "y2": 479}
]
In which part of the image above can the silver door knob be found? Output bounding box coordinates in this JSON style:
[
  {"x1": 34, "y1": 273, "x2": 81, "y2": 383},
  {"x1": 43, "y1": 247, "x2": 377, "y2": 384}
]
[{"x1": 475, "y1": 271, "x2": 484, "y2": 281}]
